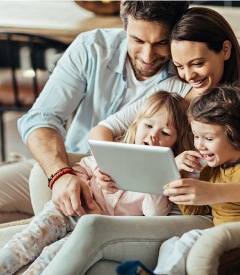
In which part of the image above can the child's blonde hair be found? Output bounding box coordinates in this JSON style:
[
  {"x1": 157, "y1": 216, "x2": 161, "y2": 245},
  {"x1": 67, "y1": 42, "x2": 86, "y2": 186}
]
[{"x1": 117, "y1": 90, "x2": 194, "y2": 156}]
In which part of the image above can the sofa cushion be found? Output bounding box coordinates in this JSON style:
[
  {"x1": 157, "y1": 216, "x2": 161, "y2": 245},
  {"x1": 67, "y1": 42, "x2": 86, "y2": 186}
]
[{"x1": 187, "y1": 222, "x2": 240, "y2": 275}]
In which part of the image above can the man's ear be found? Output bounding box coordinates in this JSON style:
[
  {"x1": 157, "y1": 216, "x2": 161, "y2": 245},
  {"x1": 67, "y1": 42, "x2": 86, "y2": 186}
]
[{"x1": 222, "y1": 40, "x2": 232, "y2": 61}]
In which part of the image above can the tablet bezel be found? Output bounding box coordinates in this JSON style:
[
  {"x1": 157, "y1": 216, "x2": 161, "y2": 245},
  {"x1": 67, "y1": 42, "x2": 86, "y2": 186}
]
[{"x1": 88, "y1": 140, "x2": 180, "y2": 195}]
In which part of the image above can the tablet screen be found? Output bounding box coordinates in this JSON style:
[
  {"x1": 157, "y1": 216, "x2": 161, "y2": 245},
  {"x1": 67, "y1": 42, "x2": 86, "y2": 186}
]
[{"x1": 88, "y1": 140, "x2": 180, "y2": 195}]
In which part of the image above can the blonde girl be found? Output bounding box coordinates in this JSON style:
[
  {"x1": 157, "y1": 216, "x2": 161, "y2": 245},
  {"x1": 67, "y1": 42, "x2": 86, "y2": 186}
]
[
  {"x1": 97, "y1": 90, "x2": 197, "y2": 194},
  {"x1": 120, "y1": 90, "x2": 192, "y2": 156},
  {"x1": 0, "y1": 90, "x2": 194, "y2": 275}
]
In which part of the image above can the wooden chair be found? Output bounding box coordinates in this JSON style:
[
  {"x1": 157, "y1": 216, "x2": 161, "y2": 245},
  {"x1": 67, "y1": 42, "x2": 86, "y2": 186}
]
[{"x1": 0, "y1": 32, "x2": 68, "y2": 161}]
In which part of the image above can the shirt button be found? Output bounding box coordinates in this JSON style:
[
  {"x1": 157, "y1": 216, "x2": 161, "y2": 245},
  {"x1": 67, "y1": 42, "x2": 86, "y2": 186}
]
[
  {"x1": 112, "y1": 198, "x2": 117, "y2": 203},
  {"x1": 116, "y1": 95, "x2": 121, "y2": 99}
]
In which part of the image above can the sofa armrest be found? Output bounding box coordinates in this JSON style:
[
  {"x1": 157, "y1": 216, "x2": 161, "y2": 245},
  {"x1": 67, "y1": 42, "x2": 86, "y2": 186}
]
[
  {"x1": 29, "y1": 152, "x2": 90, "y2": 215},
  {"x1": 218, "y1": 247, "x2": 240, "y2": 275},
  {"x1": 187, "y1": 222, "x2": 240, "y2": 275}
]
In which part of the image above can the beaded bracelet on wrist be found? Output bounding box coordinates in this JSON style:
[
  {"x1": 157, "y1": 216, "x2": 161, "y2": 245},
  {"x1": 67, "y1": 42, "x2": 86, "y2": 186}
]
[
  {"x1": 48, "y1": 167, "x2": 71, "y2": 183},
  {"x1": 48, "y1": 167, "x2": 77, "y2": 190}
]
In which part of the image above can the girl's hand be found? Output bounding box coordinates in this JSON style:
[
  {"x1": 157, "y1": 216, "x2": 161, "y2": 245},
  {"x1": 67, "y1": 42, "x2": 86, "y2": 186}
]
[
  {"x1": 164, "y1": 178, "x2": 219, "y2": 205},
  {"x1": 175, "y1": 151, "x2": 203, "y2": 172},
  {"x1": 94, "y1": 168, "x2": 118, "y2": 194}
]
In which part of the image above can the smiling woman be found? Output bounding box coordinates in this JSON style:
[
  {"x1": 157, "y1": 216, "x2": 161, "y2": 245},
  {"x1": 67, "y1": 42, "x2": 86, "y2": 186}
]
[
  {"x1": 170, "y1": 7, "x2": 240, "y2": 101},
  {"x1": 171, "y1": 40, "x2": 230, "y2": 95}
]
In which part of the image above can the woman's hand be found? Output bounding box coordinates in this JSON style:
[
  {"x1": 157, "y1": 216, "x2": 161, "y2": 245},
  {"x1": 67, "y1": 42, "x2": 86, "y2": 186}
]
[
  {"x1": 94, "y1": 168, "x2": 119, "y2": 194},
  {"x1": 175, "y1": 151, "x2": 203, "y2": 172},
  {"x1": 164, "y1": 178, "x2": 220, "y2": 205}
]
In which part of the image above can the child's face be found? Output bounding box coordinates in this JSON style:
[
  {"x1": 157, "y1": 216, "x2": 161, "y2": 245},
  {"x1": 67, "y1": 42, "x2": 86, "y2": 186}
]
[
  {"x1": 191, "y1": 120, "x2": 240, "y2": 167},
  {"x1": 135, "y1": 107, "x2": 177, "y2": 148}
]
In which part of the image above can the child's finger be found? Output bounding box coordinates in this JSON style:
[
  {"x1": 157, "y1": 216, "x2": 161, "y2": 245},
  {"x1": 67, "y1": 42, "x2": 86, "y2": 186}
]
[
  {"x1": 97, "y1": 179, "x2": 116, "y2": 189},
  {"x1": 184, "y1": 159, "x2": 202, "y2": 170},
  {"x1": 104, "y1": 187, "x2": 119, "y2": 194},
  {"x1": 168, "y1": 194, "x2": 192, "y2": 203},
  {"x1": 167, "y1": 179, "x2": 190, "y2": 189},
  {"x1": 181, "y1": 163, "x2": 194, "y2": 172},
  {"x1": 164, "y1": 187, "x2": 189, "y2": 197},
  {"x1": 186, "y1": 150, "x2": 203, "y2": 158},
  {"x1": 94, "y1": 168, "x2": 110, "y2": 181}
]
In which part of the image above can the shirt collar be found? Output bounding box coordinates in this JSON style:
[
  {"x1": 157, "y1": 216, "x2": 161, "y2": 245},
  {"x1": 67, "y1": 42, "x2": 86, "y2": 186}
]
[{"x1": 221, "y1": 158, "x2": 240, "y2": 171}]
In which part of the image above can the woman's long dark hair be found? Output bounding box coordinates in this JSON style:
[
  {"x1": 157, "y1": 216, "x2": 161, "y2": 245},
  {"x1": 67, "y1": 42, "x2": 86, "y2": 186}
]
[{"x1": 170, "y1": 7, "x2": 240, "y2": 84}]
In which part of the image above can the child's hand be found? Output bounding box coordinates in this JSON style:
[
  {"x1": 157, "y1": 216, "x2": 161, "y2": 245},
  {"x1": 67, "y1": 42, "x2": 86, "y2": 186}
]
[
  {"x1": 175, "y1": 151, "x2": 203, "y2": 172},
  {"x1": 94, "y1": 168, "x2": 118, "y2": 194},
  {"x1": 164, "y1": 178, "x2": 218, "y2": 205}
]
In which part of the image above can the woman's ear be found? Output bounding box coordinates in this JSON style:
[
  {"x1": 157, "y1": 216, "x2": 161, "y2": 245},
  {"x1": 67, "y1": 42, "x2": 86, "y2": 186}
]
[{"x1": 222, "y1": 40, "x2": 232, "y2": 61}]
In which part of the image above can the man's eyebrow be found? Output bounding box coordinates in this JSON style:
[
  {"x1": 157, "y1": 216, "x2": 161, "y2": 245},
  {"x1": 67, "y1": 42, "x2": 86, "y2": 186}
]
[
  {"x1": 129, "y1": 34, "x2": 169, "y2": 44},
  {"x1": 129, "y1": 35, "x2": 143, "y2": 41}
]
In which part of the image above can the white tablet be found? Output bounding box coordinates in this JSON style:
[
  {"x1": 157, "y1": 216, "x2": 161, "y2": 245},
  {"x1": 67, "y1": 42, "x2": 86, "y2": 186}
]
[{"x1": 88, "y1": 140, "x2": 180, "y2": 195}]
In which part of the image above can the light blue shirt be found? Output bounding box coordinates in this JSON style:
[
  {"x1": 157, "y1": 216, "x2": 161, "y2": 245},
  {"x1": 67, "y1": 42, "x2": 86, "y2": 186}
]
[{"x1": 18, "y1": 28, "x2": 175, "y2": 153}]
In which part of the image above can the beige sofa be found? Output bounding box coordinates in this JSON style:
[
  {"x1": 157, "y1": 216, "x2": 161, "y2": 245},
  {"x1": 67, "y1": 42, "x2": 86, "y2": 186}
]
[{"x1": 1, "y1": 153, "x2": 240, "y2": 275}]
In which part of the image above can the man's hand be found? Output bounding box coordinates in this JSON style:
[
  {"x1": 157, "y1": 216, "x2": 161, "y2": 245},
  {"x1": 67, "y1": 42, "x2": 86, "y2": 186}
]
[
  {"x1": 52, "y1": 173, "x2": 94, "y2": 216},
  {"x1": 94, "y1": 168, "x2": 118, "y2": 194},
  {"x1": 27, "y1": 128, "x2": 95, "y2": 216}
]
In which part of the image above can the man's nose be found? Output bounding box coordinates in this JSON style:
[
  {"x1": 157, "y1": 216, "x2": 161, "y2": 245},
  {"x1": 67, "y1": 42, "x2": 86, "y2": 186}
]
[{"x1": 141, "y1": 44, "x2": 155, "y2": 64}]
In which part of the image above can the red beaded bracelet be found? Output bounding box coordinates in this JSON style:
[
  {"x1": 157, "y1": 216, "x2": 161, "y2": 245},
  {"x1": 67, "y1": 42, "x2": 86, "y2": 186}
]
[
  {"x1": 48, "y1": 168, "x2": 77, "y2": 190},
  {"x1": 48, "y1": 167, "x2": 71, "y2": 183}
]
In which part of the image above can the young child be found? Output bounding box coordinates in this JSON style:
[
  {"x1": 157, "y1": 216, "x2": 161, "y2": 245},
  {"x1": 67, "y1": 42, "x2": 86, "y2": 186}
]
[
  {"x1": 0, "y1": 91, "x2": 195, "y2": 275},
  {"x1": 116, "y1": 83, "x2": 240, "y2": 275}
]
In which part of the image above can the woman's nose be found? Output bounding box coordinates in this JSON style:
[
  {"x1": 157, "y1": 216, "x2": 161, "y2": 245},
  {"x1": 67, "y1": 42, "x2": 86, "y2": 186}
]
[{"x1": 183, "y1": 68, "x2": 197, "y2": 82}]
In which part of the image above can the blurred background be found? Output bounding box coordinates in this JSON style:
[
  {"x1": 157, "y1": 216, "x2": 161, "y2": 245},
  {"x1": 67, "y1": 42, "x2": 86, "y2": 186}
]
[{"x1": 0, "y1": 0, "x2": 239, "y2": 163}]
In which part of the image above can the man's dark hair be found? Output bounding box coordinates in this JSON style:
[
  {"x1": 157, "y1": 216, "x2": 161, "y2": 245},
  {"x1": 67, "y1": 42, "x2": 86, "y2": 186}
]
[{"x1": 120, "y1": 1, "x2": 189, "y2": 30}]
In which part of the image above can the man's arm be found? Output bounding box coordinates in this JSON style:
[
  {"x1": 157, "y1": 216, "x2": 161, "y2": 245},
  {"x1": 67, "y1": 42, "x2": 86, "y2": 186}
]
[{"x1": 27, "y1": 127, "x2": 94, "y2": 216}]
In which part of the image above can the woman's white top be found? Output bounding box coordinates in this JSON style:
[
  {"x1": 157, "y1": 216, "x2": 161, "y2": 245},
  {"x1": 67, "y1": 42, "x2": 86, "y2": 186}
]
[{"x1": 99, "y1": 71, "x2": 192, "y2": 138}]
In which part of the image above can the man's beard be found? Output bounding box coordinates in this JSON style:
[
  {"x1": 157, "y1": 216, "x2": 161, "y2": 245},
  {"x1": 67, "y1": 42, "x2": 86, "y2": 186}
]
[{"x1": 129, "y1": 54, "x2": 170, "y2": 78}]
